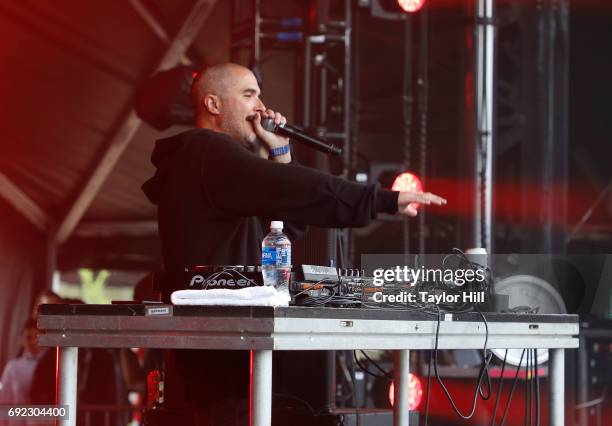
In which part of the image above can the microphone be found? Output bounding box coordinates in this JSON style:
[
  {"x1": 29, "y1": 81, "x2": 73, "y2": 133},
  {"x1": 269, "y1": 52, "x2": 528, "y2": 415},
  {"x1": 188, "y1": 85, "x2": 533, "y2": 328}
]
[{"x1": 261, "y1": 118, "x2": 342, "y2": 156}]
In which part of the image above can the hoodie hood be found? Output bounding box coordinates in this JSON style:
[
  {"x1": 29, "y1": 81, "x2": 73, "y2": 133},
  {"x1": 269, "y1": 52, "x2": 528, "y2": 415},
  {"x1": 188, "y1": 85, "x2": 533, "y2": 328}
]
[{"x1": 142, "y1": 130, "x2": 195, "y2": 204}]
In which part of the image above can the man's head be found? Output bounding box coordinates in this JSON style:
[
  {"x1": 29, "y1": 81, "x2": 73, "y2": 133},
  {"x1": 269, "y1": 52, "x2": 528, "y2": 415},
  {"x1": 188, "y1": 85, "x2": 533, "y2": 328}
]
[
  {"x1": 32, "y1": 290, "x2": 63, "y2": 321},
  {"x1": 191, "y1": 63, "x2": 266, "y2": 145},
  {"x1": 22, "y1": 319, "x2": 40, "y2": 356}
]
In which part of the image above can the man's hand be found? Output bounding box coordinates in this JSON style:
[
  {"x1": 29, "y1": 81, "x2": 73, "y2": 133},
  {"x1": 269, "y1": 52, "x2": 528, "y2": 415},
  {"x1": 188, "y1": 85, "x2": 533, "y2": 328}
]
[
  {"x1": 397, "y1": 191, "x2": 447, "y2": 217},
  {"x1": 252, "y1": 109, "x2": 291, "y2": 163}
]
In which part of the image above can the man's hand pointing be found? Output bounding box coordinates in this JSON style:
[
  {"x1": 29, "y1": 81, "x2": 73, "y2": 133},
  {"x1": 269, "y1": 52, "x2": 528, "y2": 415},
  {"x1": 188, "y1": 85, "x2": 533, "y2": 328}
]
[{"x1": 397, "y1": 191, "x2": 447, "y2": 217}]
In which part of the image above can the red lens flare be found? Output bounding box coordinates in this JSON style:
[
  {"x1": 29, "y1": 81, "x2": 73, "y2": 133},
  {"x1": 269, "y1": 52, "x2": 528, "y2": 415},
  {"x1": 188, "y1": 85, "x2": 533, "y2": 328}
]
[
  {"x1": 388, "y1": 373, "x2": 424, "y2": 411},
  {"x1": 397, "y1": 0, "x2": 427, "y2": 13}
]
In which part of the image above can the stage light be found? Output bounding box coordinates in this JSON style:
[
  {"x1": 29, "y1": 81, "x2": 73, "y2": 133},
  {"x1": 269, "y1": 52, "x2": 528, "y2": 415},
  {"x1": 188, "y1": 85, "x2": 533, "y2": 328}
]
[
  {"x1": 391, "y1": 172, "x2": 423, "y2": 193},
  {"x1": 397, "y1": 0, "x2": 426, "y2": 13},
  {"x1": 388, "y1": 373, "x2": 424, "y2": 410},
  {"x1": 370, "y1": 0, "x2": 426, "y2": 19}
]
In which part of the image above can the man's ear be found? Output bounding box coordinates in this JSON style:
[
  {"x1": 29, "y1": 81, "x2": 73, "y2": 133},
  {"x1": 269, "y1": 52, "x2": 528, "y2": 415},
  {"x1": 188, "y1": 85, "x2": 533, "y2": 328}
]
[{"x1": 203, "y1": 94, "x2": 221, "y2": 115}]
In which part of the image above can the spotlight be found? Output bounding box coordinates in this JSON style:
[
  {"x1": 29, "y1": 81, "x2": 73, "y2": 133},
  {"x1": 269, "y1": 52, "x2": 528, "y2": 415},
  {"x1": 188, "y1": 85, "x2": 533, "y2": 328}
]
[
  {"x1": 388, "y1": 373, "x2": 424, "y2": 411},
  {"x1": 391, "y1": 172, "x2": 423, "y2": 193},
  {"x1": 391, "y1": 172, "x2": 423, "y2": 212},
  {"x1": 370, "y1": 0, "x2": 426, "y2": 20},
  {"x1": 397, "y1": 0, "x2": 426, "y2": 13}
]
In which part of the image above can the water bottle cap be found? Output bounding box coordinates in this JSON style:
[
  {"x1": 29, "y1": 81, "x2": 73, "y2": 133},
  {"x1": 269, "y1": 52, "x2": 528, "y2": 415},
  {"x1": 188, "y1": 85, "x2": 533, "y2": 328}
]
[
  {"x1": 270, "y1": 220, "x2": 283, "y2": 230},
  {"x1": 465, "y1": 247, "x2": 488, "y2": 267}
]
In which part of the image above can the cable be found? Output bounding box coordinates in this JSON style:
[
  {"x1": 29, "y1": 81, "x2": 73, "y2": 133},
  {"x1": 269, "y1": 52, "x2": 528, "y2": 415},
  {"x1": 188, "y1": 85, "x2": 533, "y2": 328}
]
[
  {"x1": 431, "y1": 307, "x2": 493, "y2": 420},
  {"x1": 292, "y1": 279, "x2": 336, "y2": 298},
  {"x1": 476, "y1": 309, "x2": 493, "y2": 401},
  {"x1": 524, "y1": 349, "x2": 530, "y2": 426},
  {"x1": 534, "y1": 350, "x2": 540, "y2": 426},
  {"x1": 490, "y1": 350, "x2": 508, "y2": 426},
  {"x1": 299, "y1": 286, "x2": 337, "y2": 306},
  {"x1": 531, "y1": 350, "x2": 535, "y2": 425},
  {"x1": 499, "y1": 349, "x2": 526, "y2": 426},
  {"x1": 528, "y1": 351, "x2": 532, "y2": 425},
  {"x1": 337, "y1": 231, "x2": 346, "y2": 269},
  {"x1": 574, "y1": 384, "x2": 609, "y2": 409},
  {"x1": 423, "y1": 340, "x2": 434, "y2": 426},
  {"x1": 359, "y1": 350, "x2": 392, "y2": 379},
  {"x1": 352, "y1": 350, "x2": 388, "y2": 380},
  {"x1": 273, "y1": 393, "x2": 316, "y2": 417},
  {"x1": 336, "y1": 351, "x2": 356, "y2": 406}
]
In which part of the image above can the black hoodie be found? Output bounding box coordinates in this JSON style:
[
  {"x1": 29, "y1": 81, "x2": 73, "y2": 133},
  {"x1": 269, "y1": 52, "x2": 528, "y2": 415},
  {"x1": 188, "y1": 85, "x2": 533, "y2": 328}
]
[
  {"x1": 142, "y1": 128, "x2": 398, "y2": 271},
  {"x1": 141, "y1": 129, "x2": 400, "y2": 415}
]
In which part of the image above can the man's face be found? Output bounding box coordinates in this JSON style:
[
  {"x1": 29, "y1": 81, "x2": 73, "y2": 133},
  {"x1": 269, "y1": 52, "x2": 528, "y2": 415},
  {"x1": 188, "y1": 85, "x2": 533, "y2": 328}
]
[
  {"x1": 32, "y1": 293, "x2": 62, "y2": 320},
  {"x1": 218, "y1": 69, "x2": 265, "y2": 145},
  {"x1": 23, "y1": 327, "x2": 40, "y2": 355}
]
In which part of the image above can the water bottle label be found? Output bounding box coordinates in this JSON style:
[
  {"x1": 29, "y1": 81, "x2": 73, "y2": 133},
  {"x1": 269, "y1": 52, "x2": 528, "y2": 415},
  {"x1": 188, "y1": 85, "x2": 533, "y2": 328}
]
[
  {"x1": 262, "y1": 247, "x2": 276, "y2": 266},
  {"x1": 278, "y1": 247, "x2": 291, "y2": 266}
]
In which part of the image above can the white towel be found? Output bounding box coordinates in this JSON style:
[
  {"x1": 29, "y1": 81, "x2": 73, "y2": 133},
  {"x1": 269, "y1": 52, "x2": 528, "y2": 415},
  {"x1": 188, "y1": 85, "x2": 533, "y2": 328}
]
[{"x1": 171, "y1": 286, "x2": 290, "y2": 307}]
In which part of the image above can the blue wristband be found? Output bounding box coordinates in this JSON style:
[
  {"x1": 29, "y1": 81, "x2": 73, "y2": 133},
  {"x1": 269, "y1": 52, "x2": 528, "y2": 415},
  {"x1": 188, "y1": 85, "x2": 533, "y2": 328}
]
[{"x1": 269, "y1": 144, "x2": 290, "y2": 157}]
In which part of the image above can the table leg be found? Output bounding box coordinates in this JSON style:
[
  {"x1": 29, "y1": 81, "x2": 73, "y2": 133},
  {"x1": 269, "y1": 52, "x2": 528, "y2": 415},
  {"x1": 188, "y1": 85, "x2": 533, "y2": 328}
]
[
  {"x1": 549, "y1": 348, "x2": 565, "y2": 426},
  {"x1": 251, "y1": 350, "x2": 272, "y2": 426},
  {"x1": 393, "y1": 350, "x2": 410, "y2": 426},
  {"x1": 56, "y1": 346, "x2": 78, "y2": 426}
]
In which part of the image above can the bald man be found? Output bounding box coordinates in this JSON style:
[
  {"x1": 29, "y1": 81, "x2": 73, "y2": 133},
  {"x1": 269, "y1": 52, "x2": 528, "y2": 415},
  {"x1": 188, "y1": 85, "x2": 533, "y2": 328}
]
[
  {"x1": 143, "y1": 63, "x2": 445, "y2": 271},
  {"x1": 190, "y1": 63, "x2": 292, "y2": 162},
  {"x1": 141, "y1": 63, "x2": 445, "y2": 425}
]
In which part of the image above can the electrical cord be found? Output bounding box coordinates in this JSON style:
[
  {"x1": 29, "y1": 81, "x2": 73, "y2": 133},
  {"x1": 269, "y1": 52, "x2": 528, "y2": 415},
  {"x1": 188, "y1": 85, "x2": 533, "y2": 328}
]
[
  {"x1": 293, "y1": 247, "x2": 492, "y2": 313},
  {"x1": 480, "y1": 364, "x2": 493, "y2": 401},
  {"x1": 524, "y1": 349, "x2": 530, "y2": 426},
  {"x1": 490, "y1": 350, "x2": 508, "y2": 426},
  {"x1": 499, "y1": 349, "x2": 526, "y2": 426},
  {"x1": 534, "y1": 350, "x2": 540, "y2": 426},
  {"x1": 292, "y1": 279, "x2": 336, "y2": 298},
  {"x1": 424, "y1": 340, "x2": 434, "y2": 426},
  {"x1": 273, "y1": 393, "x2": 316, "y2": 417},
  {"x1": 336, "y1": 231, "x2": 345, "y2": 269},
  {"x1": 358, "y1": 350, "x2": 392, "y2": 379},
  {"x1": 428, "y1": 307, "x2": 493, "y2": 420},
  {"x1": 289, "y1": 258, "x2": 544, "y2": 426},
  {"x1": 529, "y1": 349, "x2": 536, "y2": 426},
  {"x1": 352, "y1": 350, "x2": 388, "y2": 380},
  {"x1": 474, "y1": 308, "x2": 493, "y2": 402},
  {"x1": 293, "y1": 271, "x2": 515, "y2": 426},
  {"x1": 574, "y1": 383, "x2": 609, "y2": 409}
]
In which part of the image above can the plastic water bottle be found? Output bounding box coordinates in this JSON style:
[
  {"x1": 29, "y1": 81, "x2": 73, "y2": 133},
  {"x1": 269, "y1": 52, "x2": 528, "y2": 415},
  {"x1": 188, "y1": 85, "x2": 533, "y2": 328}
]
[{"x1": 262, "y1": 221, "x2": 292, "y2": 294}]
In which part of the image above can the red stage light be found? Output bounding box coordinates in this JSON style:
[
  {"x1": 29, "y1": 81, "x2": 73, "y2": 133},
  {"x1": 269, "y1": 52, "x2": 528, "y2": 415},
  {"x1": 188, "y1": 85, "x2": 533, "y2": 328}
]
[
  {"x1": 388, "y1": 373, "x2": 424, "y2": 410},
  {"x1": 391, "y1": 172, "x2": 423, "y2": 211},
  {"x1": 397, "y1": 0, "x2": 426, "y2": 13},
  {"x1": 391, "y1": 172, "x2": 423, "y2": 193}
]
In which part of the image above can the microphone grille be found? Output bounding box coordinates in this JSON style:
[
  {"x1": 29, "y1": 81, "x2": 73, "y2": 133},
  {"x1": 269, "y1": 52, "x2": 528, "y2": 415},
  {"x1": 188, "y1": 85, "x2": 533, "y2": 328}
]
[{"x1": 261, "y1": 117, "x2": 276, "y2": 132}]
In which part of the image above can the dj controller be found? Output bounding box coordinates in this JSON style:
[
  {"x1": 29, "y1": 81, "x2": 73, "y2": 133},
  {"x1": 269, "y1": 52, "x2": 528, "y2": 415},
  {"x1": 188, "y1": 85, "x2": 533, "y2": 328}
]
[
  {"x1": 153, "y1": 265, "x2": 376, "y2": 303},
  {"x1": 152, "y1": 263, "x2": 491, "y2": 311}
]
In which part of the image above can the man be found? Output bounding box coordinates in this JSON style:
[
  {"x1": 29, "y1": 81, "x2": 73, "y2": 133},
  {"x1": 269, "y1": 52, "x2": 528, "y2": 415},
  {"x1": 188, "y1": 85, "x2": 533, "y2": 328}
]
[
  {"x1": 0, "y1": 320, "x2": 43, "y2": 408},
  {"x1": 141, "y1": 63, "x2": 446, "y2": 425},
  {"x1": 1, "y1": 291, "x2": 64, "y2": 408},
  {"x1": 143, "y1": 63, "x2": 445, "y2": 271}
]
